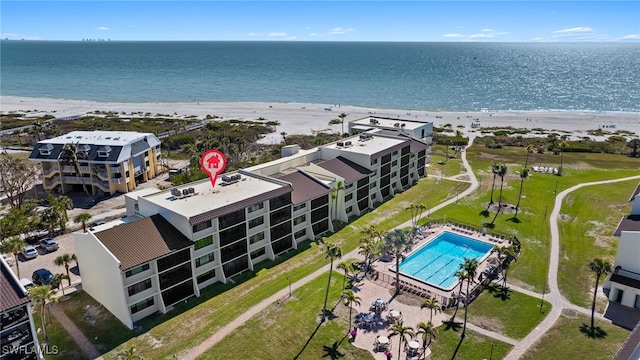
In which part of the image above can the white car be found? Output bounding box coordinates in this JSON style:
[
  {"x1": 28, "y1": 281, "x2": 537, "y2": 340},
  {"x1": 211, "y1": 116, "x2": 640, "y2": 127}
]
[
  {"x1": 23, "y1": 245, "x2": 38, "y2": 260},
  {"x1": 39, "y1": 238, "x2": 59, "y2": 252}
]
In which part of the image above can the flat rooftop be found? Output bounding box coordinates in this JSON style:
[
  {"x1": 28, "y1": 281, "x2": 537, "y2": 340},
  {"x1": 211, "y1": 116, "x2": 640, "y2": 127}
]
[
  {"x1": 40, "y1": 130, "x2": 158, "y2": 146},
  {"x1": 323, "y1": 134, "x2": 408, "y2": 159},
  {"x1": 141, "y1": 172, "x2": 290, "y2": 219},
  {"x1": 350, "y1": 116, "x2": 431, "y2": 131}
]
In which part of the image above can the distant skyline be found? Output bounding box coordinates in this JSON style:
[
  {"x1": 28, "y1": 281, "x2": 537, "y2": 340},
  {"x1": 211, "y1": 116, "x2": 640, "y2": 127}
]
[{"x1": 2, "y1": 1, "x2": 639, "y2": 42}]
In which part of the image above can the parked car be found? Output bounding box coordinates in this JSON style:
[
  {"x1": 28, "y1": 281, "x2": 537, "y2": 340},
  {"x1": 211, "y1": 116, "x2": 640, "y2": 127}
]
[
  {"x1": 19, "y1": 278, "x2": 35, "y2": 292},
  {"x1": 32, "y1": 269, "x2": 54, "y2": 286},
  {"x1": 38, "y1": 238, "x2": 59, "y2": 252},
  {"x1": 89, "y1": 220, "x2": 106, "y2": 230},
  {"x1": 23, "y1": 245, "x2": 38, "y2": 260}
]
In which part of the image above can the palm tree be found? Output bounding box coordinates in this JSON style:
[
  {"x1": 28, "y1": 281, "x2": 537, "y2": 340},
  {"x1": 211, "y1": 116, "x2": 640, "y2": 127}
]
[
  {"x1": 524, "y1": 144, "x2": 535, "y2": 168},
  {"x1": 342, "y1": 289, "x2": 361, "y2": 330},
  {"x1": 406, "y1": 203, "x2": 427, "y2": 230},
  {"x1": 338, "y1": 112, "x2": 348, "y2": 135},
  {"x1": 337, "y1": 259, "x2": 356, "y2": 289},
  {"x1": 71, "y1": 253, "x2": 79, "y2": 270},
  {"x1": 388, "y1": 321, "x2": 415, "y2": 360},
  {"x1": 444, "y1": 139, "x2": 451, "y2": 162},
  {"x1": 488, "y1": 162, "x2": 499, "y2": 207},
  {"x1": 0, "y1": 236, "x2": 26, "y2": 277},
  {"x1": 460, "y1": 257, "x2": 479, "y2": 338},
  {"x1": 74, "y1": 212, "x2": 93, "y2": 232},
  {"x1": 60, "y1": 142, "x2": 91, "y2": 196},
  {"x1": 496, "y1": 164, "x2": 508, "y2": 209},
  {"x1": 384, "y1": 229, "x2": 413, "y2": 295},
  {"x1": 421, "y1": 297, "x2": 441, "y2": 322},
  {"x1": 118, "y1": 344, "x2": 143, "y2": 360},
  {"x1": 29, "y1": 285, "x2": 57, "y2": 342},
  {"x1": 588, "y1": 258, "x2": 612, "y2": 333},
  {"x1": 627, "y1": 138, "x2": 640, "y2": 158},
  {"x1": 41, "y1": 206, "x2": 61, "y2": 237},
  {"x1": 514, "y1": 168, "x2": 529, "y2": 219},
  {"x1": 558, "y1": 140, "x2": 568, "y2": 176},
  {"x1": 330, "y1": 181, "x2": 345, "y2": 222},
  {"x1": 322, "y1": 240, "x2": 342, "y2": 321},
  {"x1": 52, "y1": 273, "x2": 70, "y2": 295},
  {"x1": 416, "y1": 321, "x2": 438, "y2": 352},
  {"x1": 359, "y1": 226, "x2": 384, "y2": 272},
  {"x1": 280, "y1": 131, "x2": 287, "y2": 144},
  {"x1": 54, "y1": 253, "x2": 74, "y2": 286}
]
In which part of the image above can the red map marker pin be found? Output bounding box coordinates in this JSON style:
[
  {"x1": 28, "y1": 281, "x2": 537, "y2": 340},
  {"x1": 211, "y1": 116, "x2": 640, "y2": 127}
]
[{"x1": 200, "y1": 149, "x2": 227, "y2": 188}]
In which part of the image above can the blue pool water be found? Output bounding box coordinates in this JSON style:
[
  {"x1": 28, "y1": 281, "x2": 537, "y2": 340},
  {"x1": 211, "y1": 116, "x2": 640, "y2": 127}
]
[{"x1": 397, "y1": 231, "x2": 494, "y2": 290}]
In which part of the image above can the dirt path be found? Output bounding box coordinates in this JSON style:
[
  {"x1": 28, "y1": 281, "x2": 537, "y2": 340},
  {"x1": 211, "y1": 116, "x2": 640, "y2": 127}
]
[{"x1": 49, "y1": 304, "x2": 103, "y2": 360}]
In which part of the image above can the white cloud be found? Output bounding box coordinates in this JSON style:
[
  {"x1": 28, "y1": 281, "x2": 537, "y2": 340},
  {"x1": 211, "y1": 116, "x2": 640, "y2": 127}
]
[
  {"x1": 443, "y1": 33, "x2": 464, "y2": 38},
  {"x1": 1, "y1": 33, "x2": 40, "y2": 40},
  {"x1": 531, "y1": 37, "x2": 545, "y2": 42},
  {"x1": 247, "y1": 32, "x2": 265, "y2": 37},
  {"x1": 309, "y1": 27, "x2": 355, "y2": 37},
  {"x1": 481, "y1": 28, "x2": 495, "y2": 32},
  {"x1": 267, "y1": 32, "x2": 288, "y2": 37},
  {"x1": 620, "y1": 34, "x2": 640, "y2": 40},
  {"x1": 469, "y1": 33, "x2": 495, "y2": 39},
  {"x1": 97, "y1": 26, "x2": 111, "y2": 31},
  {"x1": 468, "y1": 29, "x2": 509, "y2": 39},
  {"x1": 553, "y1": 26, "x2": 594, "y2": 34}
]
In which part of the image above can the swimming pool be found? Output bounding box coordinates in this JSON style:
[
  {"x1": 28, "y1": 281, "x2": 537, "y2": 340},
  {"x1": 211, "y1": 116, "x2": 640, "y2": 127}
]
[{"x1": 396, "y1": 231, "x2": 494, "y2": 291}]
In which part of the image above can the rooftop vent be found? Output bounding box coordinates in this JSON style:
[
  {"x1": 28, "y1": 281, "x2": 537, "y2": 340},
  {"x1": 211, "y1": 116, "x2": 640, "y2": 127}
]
[
  {"x1": 188, "y1": 187, "x2": 195, "y2": 194},
  {"x1": 359, "y1": 134, "x2": 373, "y2": 141},
  {"x1": 336, "y1": 141, "x2": 345, "y2": 147},
  {"x1": 400, "y1": 123, "x2": 406, "y2": 127},
  {"x1": 221, "y1": 174, "x2": 242, "y2": 184},
  {"x1": 394, "y1": 123, "x2": 400, "y2": 127},
  {"x1": 345, "y1": 141, "x2": 352, "y2": 147},
  {"x1": 171, "y1": 188, "x2": 181, "y2": 197}
]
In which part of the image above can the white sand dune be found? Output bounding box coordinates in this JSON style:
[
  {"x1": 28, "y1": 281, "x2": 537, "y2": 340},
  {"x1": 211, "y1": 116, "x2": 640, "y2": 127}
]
[{"x1": 2, "y1": 96, "x2": 638, "y2": 144}]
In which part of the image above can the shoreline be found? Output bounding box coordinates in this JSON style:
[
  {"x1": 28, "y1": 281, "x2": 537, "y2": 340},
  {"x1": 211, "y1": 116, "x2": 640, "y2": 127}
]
[{"x1": 2, "y1": 96, "x2": 638, "y2": 144}]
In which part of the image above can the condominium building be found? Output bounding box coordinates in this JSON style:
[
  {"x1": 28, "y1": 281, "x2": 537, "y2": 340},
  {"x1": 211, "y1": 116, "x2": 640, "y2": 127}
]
[
  {"x1": 73, "y1": 123, "x2": 432, "y2": 329},
  {"x1": 348, "y1": 115, "x2": 433, "y2": 141},
  {"x1": 605, "y1": 184, "x2": 640, "y2": 309},
  {"x1": 29, "y1": 131, "x2": 161, "y2": 196},
  {"x1": 0, "y1": 257, "x2": 42, "y2": 360}
]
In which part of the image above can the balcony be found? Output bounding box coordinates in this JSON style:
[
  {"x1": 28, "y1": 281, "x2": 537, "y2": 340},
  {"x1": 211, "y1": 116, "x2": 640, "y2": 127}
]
[
  {"x1": 110, "y1": 178, "x2": 124, "y2": 184},
  {"x1": 42, "y1": 165, "x2": 60, "y2": 176},
  {"x1": 110, "y1": 166, "x2": 122, "y2": 173},
  {"x1": 63, "y1": 165, "x2": 91, "y2": 173}
]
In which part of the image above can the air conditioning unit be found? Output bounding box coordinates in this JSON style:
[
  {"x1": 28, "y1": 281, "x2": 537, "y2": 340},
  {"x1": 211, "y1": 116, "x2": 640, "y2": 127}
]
[
  {"x1": 171, "y1": 188, "x2": 181, "y2": 197},
  {"x1": 394, "y1": 123, "x2": 400, "y2": 127},
  {"x1": 345, "y1": 141, "x2": 352, "y2": 147},
  {"x1": 188, "y1": 187, "x2": 195, "y2": 194},
  {"x1": 336, "y1": 141, "x2": 344, "y2": 147},
  {"x1": 222, "y1": 175, "x2": 233, "y2": 183},
  {"x1": 182, "y1": 189, "x2": 189, "y2": 196}
]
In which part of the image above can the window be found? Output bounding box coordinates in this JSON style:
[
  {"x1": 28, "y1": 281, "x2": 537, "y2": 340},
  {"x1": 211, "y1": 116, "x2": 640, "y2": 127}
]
[
  {"x1": 270, "y1": 221, "x2": 292, "y2": 240},
  {"x1": 270, "y1": 207, "x2": 291, "y2": 225},
  {"x1": 125, "y1": 264, "x2": 150, "y2": 278},
  {"x1": 249, "y1": 232, "x2": 265, "y2": 244},
  {"x1": 311, "y1": 196, "x2": 328, "y2": 208},
  {"x1": 269, "y1": 193, "x2": 291, "y2": 210},
  {"x1": 194, "y1": 236, "x2": 213, "y2": 250},
  {"x1": 370, "y1": 159, "x2": 378, "y2": 166},
  {"x1": 221, "y1": 241, "x2": 247, "y2": 263},
  {"x1": 219, "y1": 209, "x2": 246, "y2": 230},
  {"x1": 192, "y1": 220, "x2": 212, "y2": 233},
  {"x1": 293, "y1": 203, "x2": 306, "y2": 211},
  {"x1": 158, "y1": 263, "x2": 192, "y2": 289},
  {"x1": 128, "y1": 278, "x2": 152, "y2": 297},
  {"x1": 195, "y1": 252, "x2": 215, "y2": 267},
  {"x1": 345, "y1": 193, "x2": 353, "y2": 202},
  {"x1": 369, "y1": 182, "x2": 377, "y2": 189},
  {"x1": 130, "y1": 297, "x2": 154, "y2": 314},
  {"x1": 294, "y1": 229, "x2": 306, "y2": 239},
  {"x1": 392, "y1": 160, "x2": 398, "y2": 167},
  {"x1": 248, "y1": 202, "x2": 264, "y2": 213},
  {"x1": 248, "y1": 216, "x2": 265, "y2": 229},
  {"x1": 311, "y1": 206, "x2": 329, "y2": 223},
  {"x1": 197, "y1": 269, "x2": 216, "y2": 284},
  {"x1": 157, "y1": 249, "x2": 190, "y2": 272},
  {"x1": 250, "y1": 247, "x2": 266, "y2": 259},
  {"x1": 392, "y1": 150, "x2": 398, "y2": 156},
  {"x1": 293, "y1": 215, "x2": 306, "y2": 225},
  {"x1": 220, "y1": 224, "x2": 247, "y2": 247},
  {"x1": 346, "y1": 206, "x2": 353, "y2": 213},
  {"x1": 391, "y1": 172, "x2": 397, "y2": 178},
  {"x1": 345, "y1": 183, "x2": 354, "y2": 189}
]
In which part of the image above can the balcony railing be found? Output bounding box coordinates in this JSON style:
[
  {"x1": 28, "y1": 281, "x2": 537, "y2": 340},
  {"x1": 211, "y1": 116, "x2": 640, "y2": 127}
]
[
  {"x1": 110, "y1": 166, "x2": 122, "y2": 173},
  {"x1": 110, "y1": 178, "x2": 124, "y2": 184},
  {"x1": 42, "y1": 165, "x2": 60, "y2": 176}
]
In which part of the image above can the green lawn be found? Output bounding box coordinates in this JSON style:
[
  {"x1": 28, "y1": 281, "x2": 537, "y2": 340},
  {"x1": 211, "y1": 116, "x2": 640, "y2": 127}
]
[
  {"x1": 32, "y1": 306, "x2": 86, "y2": 360},
  {"x1": 465, "y1": 284, "x2": 552, "y2": 339},
  {"x1": 430, "y1": 144, "x2": 465, "y2": 178},
  {"x1": 521, "y1": 313, "x2": 630, "y2": 360},
  {"x1": 557, "y1": 180, "x2": 639, "y2": 308},
  {"x1": 429, "y1": 323, "x2": 512, "y2": 360}
]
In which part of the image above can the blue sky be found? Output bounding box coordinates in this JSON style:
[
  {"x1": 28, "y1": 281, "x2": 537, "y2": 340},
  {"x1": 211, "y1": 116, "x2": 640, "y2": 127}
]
[{"x1": 2, "y1": 1, "x2": 639, "y2": 42}]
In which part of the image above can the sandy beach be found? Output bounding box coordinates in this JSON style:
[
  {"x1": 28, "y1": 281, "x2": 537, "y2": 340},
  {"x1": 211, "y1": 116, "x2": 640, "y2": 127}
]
[{"x1": 2, "y1": 96, "x2": 639, "y2": 144}]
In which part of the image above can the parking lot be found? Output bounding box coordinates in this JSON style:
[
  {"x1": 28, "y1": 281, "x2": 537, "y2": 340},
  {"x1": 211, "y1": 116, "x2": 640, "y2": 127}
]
[{"x1": 6, "y1": 231, "x2": 81, "y2": 290}]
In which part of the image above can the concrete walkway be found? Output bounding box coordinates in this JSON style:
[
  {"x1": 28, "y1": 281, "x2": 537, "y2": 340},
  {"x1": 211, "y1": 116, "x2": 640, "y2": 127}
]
[{"x1": 504, "y1": 174, "x2": 640, "y2": 360}]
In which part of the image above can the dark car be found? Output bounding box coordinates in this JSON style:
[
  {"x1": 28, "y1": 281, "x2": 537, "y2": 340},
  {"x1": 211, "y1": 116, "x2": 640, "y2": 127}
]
[{"x1": 32, "y1": 269, "x2": 54, "y2": 286}]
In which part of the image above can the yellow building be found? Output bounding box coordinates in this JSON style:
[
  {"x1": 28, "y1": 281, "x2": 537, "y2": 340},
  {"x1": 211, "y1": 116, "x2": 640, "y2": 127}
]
[{"x1": 29, "y1": 131, "x2": 161, "y2": 196}]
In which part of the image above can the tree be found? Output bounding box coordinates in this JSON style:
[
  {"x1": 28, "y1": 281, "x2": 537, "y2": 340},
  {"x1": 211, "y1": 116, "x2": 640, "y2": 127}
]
[
  {"x1": 558, "y1": 140, "x2": 568, "y2": 176},
  {"x1": 384, "y1": 229, "x2": 413, "y2": 295},
  {"x1": 359, "y1": 225, "x2": 385, "y2": 272},
  {"x1": 74, "y1": 212, "x2": 93, "y2": 233},
  {"x1": 524, "y1": 144, "x2": 535, "y2": 168},
  {"x1": 337, "y1": 259, "x2": 356, "y2": 289},
  {"x1": 488, "y1": 162, "x2": 499, "y2": 207},
  {"x1": 118, "y1": 345, "x2": 143, "y2": 360},
  {"x1": 514, "y1": 168, "x2": 529, "y2": 219},
  {"x1": 52, "y1": 273, "x2": 70, "y2": 295},
  {"x1": 444, "y1": 139, "x2": 451, "y2": 162},
  {"x1": 454, "y1": 269, "x2": 468, "y2": 310},
  {"x1": 491, "y1": 244, "x2": 519, "y2": 288},
  {"x1": 48, "y1": 193, "x2": 72, "y2": 232},
  {"x1": 496, "y1": 164, "x2": 508, "y2": 209},
  {"x1": 338, "y1": 113, "x2": 348, "y2": 135},
  {"x1": 406, "y1": 203, "x2": 427, "y2": 230},
  {"x1": 342, "y1": 289, "x2": 361, "y2": 330},
  {"x1": 321, "y1": 240, "x2": 342, "y2": 321},
  {"x1": 71, "y1": 253, "x2": 78, "y2": 269},
  {"x1": 280, "y1": 131, "x2": 287, "y2": 144},
  {"x1": 41, "y1": 206, "x2": 61, "y2": 237},
  {"x1": 628, "y1": 138, "x2": 640, "y2": 158},
  {"x1": 330, "y1": 181, "x2": 345, "y2": 222},
  {"x1": 0, "y1": 154, "x2": 37, "y2": 210},
  {"x1": 29, "y1": 285, "x2": 57, "y2": 342},
  {"x1": 421, "y1": 297, "x2": 441, "y2": 322},
  {"x1": 54, "y1": 253, "x2": 74, "y2": 286},
  {"x1": 588, "y1": 258, "x2": 612, "y2": 334},
  {"x1": 460, "y1": 257, "x2": 479, "y2": 338},
  {"x1": 0, "y1": 236, "x2": 26, "y2": 277},
  {"x1": 388, "y1": 321, "x2": 415, "y2": 360},
  {"x1": 60, "y1": 142, "x2": 91, "y2": 197},
  {"x1": 416, "y1": 321, "x2": 438, "y2": 352}
]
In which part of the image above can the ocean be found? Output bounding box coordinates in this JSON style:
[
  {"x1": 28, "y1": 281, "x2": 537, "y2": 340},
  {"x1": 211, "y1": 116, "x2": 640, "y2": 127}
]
[{"x1": 1, "y1": 41, "x2": 639, "y2": 112}]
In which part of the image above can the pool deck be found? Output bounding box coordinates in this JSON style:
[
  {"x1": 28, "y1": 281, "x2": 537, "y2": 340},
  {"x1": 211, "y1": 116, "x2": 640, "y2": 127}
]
[{"x1": 350, "y1": 223, "x2": 510, "y2": 359}]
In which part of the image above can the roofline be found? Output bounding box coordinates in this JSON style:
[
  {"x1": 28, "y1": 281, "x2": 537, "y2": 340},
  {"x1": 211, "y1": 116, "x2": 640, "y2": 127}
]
[
  {"x1": 1, "y1": 256, "x2": 28, "y2": 297},
  {"x1": 88, "y1": 231, "x2": 124, "y2": 269}
]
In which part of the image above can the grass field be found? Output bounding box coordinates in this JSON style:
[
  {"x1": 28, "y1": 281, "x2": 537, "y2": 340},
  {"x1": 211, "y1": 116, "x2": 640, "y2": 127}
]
[
  {"x1": 32, "y1": 306, "x2": 86, "y2": 360},
  {"x1": 520, "y1": 313, "x2": 630, "y2": 360}
]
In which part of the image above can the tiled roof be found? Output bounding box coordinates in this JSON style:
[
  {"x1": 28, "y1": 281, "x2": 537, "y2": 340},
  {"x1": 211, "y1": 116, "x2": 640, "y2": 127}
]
[
  {"x1": 317, "y1": 156, "x2": 372, "y2": 184},
  {"x1": 0, "y1": 260, "x2": 30, "y2": 312},
  {"x1": 610, "y1": 273, "x2": 640, "y2": 290},
  {"x1": 278, "y1": 171, "x2": 331, "y2": 204},
  {"x1": 188, "y1": 186, "x2": 292, "y2": 225},
  {"x1": 614, "y1": 321, "x2": 640, "y2": 360},
  {"x1": 95, "y1": 214, "x2": 192, "y2": 270},
  {"x1": 613, "y1": 215, "x2": 640, "y2": 236},
  {"x1": 29, "y1": 143, "x2": 64, "y2": 161}
]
